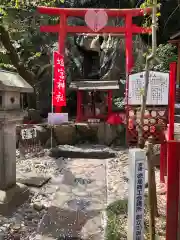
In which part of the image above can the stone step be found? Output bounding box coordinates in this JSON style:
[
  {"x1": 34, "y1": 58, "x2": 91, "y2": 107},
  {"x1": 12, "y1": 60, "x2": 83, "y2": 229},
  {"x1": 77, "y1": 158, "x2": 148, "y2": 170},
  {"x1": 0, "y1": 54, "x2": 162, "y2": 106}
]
[
  {"x1": 175, "y1": 115, "x2": 180, "y2": 123},
  {"x1": 175, "y1": 105, "x2": 180, "y2": 115},
  {"x1": 50, "y1": 145, "x2": 116, "y2": 159}
]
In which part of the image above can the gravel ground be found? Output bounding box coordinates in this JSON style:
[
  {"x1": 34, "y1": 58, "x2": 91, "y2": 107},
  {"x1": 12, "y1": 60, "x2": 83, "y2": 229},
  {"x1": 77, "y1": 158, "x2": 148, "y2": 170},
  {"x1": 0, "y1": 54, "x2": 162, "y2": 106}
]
[
  {"x1": 0, "y1": 152, "x2": 64, "y2": 239},
  {"x1": 0, "y1": 146, "x2": 166, "y2": 239}
]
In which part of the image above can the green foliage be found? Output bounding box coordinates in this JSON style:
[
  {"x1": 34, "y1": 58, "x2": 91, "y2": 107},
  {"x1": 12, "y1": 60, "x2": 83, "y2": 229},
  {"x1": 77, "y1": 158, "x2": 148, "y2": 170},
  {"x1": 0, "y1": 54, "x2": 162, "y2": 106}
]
[
  {"x1": 106, "y1": 199, "x2": 128, "y2": 240},
  {"x1": 140, "y1": 0, "x2": 161, "y2": 8},
  {"x1": 133, "y1": 43, "x2": 177, "y2": 72},
  {"x1": 140, "y1": 0, "x2": 161, "y2": 28},
  {"x1": 113, "y1": 97, "x2": 125, "y2": 110},
  {"x1": 0, "y1": 1, "x2": 59, "y2": 72},
  {"x1": 154, "y1": 43, "x2": 178, "y2": 72},
  {"x1": 0, "y1": 0, "x2": 94, "y2": 81},
  {"x1": 0, "y1": 0, "x2": 178, "y2": 113},
  {"x1": 140, "y1": 0, "x2": 180, "y2": 44}
]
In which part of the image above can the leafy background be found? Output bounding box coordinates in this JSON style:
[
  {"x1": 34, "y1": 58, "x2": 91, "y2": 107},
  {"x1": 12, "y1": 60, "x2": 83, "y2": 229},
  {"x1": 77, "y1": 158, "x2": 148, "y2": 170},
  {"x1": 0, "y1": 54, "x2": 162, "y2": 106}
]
[{"x1": 0, "y1": 0, "x2": 178, "y2": 115}]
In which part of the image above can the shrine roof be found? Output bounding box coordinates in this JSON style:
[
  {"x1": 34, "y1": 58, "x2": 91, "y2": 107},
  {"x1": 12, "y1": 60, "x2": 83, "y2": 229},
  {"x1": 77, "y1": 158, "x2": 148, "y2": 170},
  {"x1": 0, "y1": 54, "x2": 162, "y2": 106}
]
[
  {"x1": 169, "y1": 30, "x2": 180, "y2": 44},
  {"x1": 170, "y1": 30, "x2": 180, "y2": 40},
  {"x1": 69, "y1": 80, "x2": 122, "y2": 90},
  {"x1": 0, "y1": 70, "x2": 33, "y2": 93}
]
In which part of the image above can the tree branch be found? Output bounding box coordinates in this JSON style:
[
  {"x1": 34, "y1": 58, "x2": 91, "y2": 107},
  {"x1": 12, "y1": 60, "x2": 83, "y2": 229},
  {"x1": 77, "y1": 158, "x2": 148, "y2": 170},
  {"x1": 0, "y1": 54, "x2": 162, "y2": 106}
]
[
  {"x1": 0, "y1": 25, "x2": 35, "y2": 84},
  {"x1": 36, "y1": 64, "x2": 52, "y2": 79}
]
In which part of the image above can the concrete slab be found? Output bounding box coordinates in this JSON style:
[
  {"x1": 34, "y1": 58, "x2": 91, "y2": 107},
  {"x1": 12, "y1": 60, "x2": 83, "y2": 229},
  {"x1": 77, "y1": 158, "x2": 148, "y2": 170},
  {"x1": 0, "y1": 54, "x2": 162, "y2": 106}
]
[
  {"x1": 18, "y1": 176, "x2": 51, "y2": 187},
  {"x1": 0, "y1": 183, "x2": 29, "y2": 216}
]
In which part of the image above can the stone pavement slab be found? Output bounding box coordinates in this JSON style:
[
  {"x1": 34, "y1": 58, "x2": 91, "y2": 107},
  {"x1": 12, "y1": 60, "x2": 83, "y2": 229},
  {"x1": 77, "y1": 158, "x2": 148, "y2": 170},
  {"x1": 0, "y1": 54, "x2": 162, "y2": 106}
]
[{"x1": 37, "y1": 158, "x2": 107, "y2": 240}]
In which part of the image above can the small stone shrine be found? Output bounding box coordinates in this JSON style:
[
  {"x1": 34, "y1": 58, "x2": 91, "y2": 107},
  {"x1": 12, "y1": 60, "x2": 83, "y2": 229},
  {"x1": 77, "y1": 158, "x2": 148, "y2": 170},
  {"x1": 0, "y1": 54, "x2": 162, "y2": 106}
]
[{"x1": 0, "y1": 70, "x2": 33, "y2": 215}]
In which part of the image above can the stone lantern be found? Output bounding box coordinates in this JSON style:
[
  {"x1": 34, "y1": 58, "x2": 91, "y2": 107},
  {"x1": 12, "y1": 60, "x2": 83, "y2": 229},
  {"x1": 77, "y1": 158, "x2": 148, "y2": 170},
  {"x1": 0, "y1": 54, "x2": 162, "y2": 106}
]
[{"x1": 0, "y1": 70, "x2": 33, "y2": 215}]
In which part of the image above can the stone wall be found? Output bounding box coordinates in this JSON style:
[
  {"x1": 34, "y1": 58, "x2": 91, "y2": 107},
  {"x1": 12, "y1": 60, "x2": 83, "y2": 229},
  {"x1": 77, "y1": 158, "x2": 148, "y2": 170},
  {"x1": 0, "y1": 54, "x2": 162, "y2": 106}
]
[{"x1": 16, "y1": 122, "x2": 125, "y2": 148}]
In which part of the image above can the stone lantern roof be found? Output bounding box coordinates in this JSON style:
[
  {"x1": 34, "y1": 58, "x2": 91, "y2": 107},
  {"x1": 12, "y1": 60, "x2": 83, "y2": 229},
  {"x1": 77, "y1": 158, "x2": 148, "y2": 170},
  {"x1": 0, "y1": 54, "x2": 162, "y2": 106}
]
[{"x1": 0, "y1": 69, "x2": 33, "y2": 93}]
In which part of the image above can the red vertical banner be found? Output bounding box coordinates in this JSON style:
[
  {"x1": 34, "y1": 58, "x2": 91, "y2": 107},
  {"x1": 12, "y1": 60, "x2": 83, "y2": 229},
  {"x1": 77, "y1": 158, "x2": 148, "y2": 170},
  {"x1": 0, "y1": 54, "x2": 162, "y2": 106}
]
[{"x1": 52, "y1": 52, "x2": 66, "y2": 107}]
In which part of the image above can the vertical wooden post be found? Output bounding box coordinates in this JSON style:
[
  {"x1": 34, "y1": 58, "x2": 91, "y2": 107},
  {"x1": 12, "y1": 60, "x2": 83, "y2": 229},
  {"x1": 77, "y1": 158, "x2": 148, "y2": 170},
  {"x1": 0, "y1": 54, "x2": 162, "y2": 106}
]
[
  {"x1": 166, "y1": 141, "x2": 180, "y2": 240},
  {"x1": 55, "y1": 13, "x2": 67, "y2": 113},
  {"x1": 125, "y1": 14, "x2": 133, "y2": 146},
  {"x1": 160, "y1": 142, "x2": 167, "y2": 183},
  {"x1": 108, "y1": 90, "x2": 113, "y2": 116},
  {"x1": 59, "y1": 14, "x2": 66, "y2": 54},
  {"x1": 76, "y1": 90, "x2": 82, "y2": 122},
  {"x1": 91, "y1": 91, "x2": 95, "y2": 117},
  {"x1": 125, "y1": 14, "x2": 133, "y2": 74},
  {"x1": 147, "y1": 137, "x2": 157, "y2": 240},
  {"x1": 168, "y1": 62, "x2": 176, "y2": 140}
]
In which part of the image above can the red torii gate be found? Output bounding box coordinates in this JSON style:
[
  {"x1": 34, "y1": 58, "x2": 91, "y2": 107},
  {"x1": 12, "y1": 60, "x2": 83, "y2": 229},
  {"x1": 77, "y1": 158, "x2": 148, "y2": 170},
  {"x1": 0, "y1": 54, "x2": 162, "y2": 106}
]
[{"x1": 37, "y1": 6, "x2": 152, "y2": 112}]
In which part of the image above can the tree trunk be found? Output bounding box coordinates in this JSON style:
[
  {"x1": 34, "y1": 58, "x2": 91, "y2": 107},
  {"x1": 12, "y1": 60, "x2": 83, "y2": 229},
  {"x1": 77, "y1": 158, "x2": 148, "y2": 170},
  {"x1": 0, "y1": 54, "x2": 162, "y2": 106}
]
[{"x1": 0, "y1": 25, "x2": 35, "y2": 84}]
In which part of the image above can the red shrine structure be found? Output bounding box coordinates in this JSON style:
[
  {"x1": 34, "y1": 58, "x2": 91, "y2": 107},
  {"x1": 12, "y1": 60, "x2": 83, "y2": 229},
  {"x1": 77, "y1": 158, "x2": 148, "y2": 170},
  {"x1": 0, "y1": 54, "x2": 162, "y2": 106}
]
[
  {"x1": 37, "y1": 6, "x2": 152, "y2": 120},
  {"x1": 69, "y1": 80, "x2": 120, "y2": 122}
]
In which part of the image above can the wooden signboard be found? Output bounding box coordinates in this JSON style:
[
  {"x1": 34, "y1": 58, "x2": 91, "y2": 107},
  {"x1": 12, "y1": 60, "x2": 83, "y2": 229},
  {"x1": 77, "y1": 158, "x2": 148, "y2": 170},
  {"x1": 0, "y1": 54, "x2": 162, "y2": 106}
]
[
  {"x1": 19, "y1": 125, "x2": 42, "y2": 158},
  {"x1": 128, "y1": 71, "x2": 169, "y2": 105}
]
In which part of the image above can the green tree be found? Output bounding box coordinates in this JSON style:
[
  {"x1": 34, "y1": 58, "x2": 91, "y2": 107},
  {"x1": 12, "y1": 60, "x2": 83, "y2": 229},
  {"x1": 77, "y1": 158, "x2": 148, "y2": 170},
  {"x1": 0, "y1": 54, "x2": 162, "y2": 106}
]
[
  {"x1": 1, "y1": 0, "x2": 177, "y2": 113},
  {"x1": 154, "y1": 43, "x2": 178, "y2": 72},
  {"x1": 0, "y1": 0, "x2": 135, "y2": 111},
  {"x1": 0, "y1": 1, "x2": 84, "y2": 111},
  {"x1": 0, "y1": 1, "x2": 63, "y2": 82},
  {"x1": 140, "y1": 0, "x2": 180, "y2": 44}
]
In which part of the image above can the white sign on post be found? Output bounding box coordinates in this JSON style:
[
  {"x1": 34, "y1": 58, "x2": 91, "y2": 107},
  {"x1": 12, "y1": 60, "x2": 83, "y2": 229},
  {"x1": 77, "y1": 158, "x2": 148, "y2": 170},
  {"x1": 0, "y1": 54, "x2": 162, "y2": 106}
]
[
  {"x1": 48, "y1": 113, "x2": 68, "y2": 125},
  {"x1": 21, "y1": 127, "x2": 37, "y2": 140},
  {"x1": 128, "y1": 71, "x2": 169, "y2": 105},
  {"x1": 128, "y1": 149, "x2": 146, "y2": 240}
]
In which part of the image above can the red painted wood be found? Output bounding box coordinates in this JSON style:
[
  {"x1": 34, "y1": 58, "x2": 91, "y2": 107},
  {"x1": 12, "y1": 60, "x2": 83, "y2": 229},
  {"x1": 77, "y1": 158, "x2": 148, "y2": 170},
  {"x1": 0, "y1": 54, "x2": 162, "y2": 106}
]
[
  {"x1": 166, "y1": 141, "x2": 180, "y2": 240},
  {"x1": 125, "y1": 14, "x2": 133, "y2": 145},
  {"x1": 66, "y1": 25, "x2": 151, "y2": 34},
  {"x1": 40, "y1": 25, "x2": 59, "y2": 32},
  {"x1": 37, "y1": 6, "x2": 152, "y2": 17},
  {"x1": 40, "y1": 25, "x2": 151, "y2": 34},
  {"x1": 58, "y1": 14, "x2": 66, "y2": 54},
  {"x1": 125, "y1": 15, "x2": 133, "y2": 74},
  {"x1": 166, "y1": 63, "x2": 179, "y2": 240},
  {"x1": 168, "y1": 62, "x2": 176, "y2": 140},
  {"x1": 160, "y1": 142, "x2": 167, "y2": 183}
]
